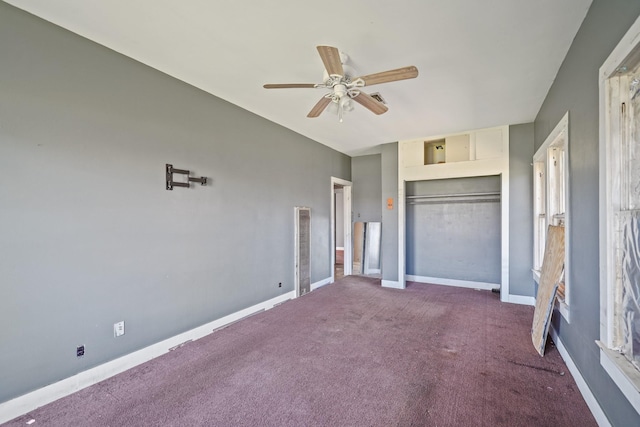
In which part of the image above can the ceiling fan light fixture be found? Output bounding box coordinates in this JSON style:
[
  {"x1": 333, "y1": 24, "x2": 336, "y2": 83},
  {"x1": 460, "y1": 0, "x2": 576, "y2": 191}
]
[
  {"x1": 327, "y1": 99, "x2": 339, "y2": 114},
  {"x1": 340, "y1": 95, "x2": 354, "y2": 112},
  {"x1": 337, "y1": 93, "x2": 355, "y2": 123}
]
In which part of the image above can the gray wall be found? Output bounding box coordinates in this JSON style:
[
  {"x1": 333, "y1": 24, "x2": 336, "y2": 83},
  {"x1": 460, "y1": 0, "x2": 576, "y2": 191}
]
[
  {"x1": 534, "y1": 1, "x2": 640, "y2": 425},
  {"x1": 0, "y1": 3, "x2": 350, "y2": 404},
  {"x1": 509, "y1": 123, "x2": 535, "y2": 297},
  {"x1": 405, "y1": 176, "x2": 502, "y2": 283},
  {"x1": 381, "y1": 143, "x2": 399, "y2": 282},
  {"x1": 351, "y1": 155, "x2": 382, "y2": 223}
]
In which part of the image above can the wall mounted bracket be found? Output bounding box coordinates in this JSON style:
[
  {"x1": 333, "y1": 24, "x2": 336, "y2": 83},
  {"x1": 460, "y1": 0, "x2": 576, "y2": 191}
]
[{"x1": 166, "y1": 164, "x2": 207, "y2": 190}]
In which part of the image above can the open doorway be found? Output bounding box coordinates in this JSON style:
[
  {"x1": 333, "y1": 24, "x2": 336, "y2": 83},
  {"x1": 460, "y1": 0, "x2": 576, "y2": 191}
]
[{"x1": 331, "y1": 177, "x2": 352, "y2": 282}]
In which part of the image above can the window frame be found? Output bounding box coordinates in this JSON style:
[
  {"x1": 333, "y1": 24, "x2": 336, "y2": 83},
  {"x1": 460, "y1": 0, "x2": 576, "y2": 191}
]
[
  {"x1": 598, "y1": 14, "x2": 640, "y2": 415},
  {"x1": 532, "y1": 112, "x2": 570, "y2": 322}
]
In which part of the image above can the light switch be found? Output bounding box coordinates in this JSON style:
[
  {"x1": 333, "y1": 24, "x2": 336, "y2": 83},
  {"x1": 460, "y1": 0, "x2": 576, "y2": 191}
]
[{"x1": 114, "y1": 321, "x2": 125, "y2": 337}]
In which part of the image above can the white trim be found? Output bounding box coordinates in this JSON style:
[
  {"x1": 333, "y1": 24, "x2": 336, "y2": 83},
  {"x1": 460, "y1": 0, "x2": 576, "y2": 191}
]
[
  {"x1": 331, "y1": 177, "x2": 352, "y2": 282},
  {"x1": 598, "y1": 15, "x2": 640, "y2": 411},
  {"x1": 397, "y1": 179, "x2": 406, "y2": 289},
  {"x1": 532, "y1": 269, "x2": 542, "y2": 283},
  {"x1": 0, "y1": 291, "x2": 295, "y2": 424},
  {"x1": 600, "y1": 76, "x2": 618, "y2": 346},
  {"x1": 599, "y1": 9, "x2": 640, "y2": 349},
  {"x1": 335, "y1": 246, "x2": 344, "y2": 251},
  {"x1": 597, "y1": 344, "x2": 640, "y2": 415},
  {"x1": 311, "y1": 277, "x2": 332, "y2": 291},
  {"x1": 534, "y1": 113, "x2": 568, "y2": 158},
  {"x1": 406, "y1": 275, "x2": 499, "y2": 291},
  {"x1": 506, "y1": 294, "x2": 536, "y2": 306},
  {"x1": 381, "y1": 279, "x2": 403, "y2": 289},
  {"x1": 600, "y1": 16, "x2": 640, "y2": 80},
  {"x1": 549, "y1": 327, "x2": 611, "y2": 427},
  {"x1": 533, "y1": 111, "x2": 570, "y2": 322},
  {"x1": 501, "y1": 133, "x2": 510, "y2": 302},
  {"x1": 343, "y1": 185, "x2": 352, "y2": 277}
]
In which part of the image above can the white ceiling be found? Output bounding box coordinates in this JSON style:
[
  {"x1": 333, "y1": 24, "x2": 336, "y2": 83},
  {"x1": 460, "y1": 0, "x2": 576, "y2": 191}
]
[{"x1": 6, "y1": 0, "x2": 592, "y2": 156}]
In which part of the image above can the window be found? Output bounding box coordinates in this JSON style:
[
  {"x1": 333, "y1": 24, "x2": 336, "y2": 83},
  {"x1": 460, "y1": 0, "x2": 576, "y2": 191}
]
[
  {"x1": 599, "y1": 15, "x2": 640, "y2": 414},
  {"x1": 533, "y1": 113, "x2": 569, "y2": 320},
  {"x1": 602, "y1": 62, "x2": 640, "y2": 367},
  {"x1": 533, "y1": 161, "x2": 546, "y2": 270}
]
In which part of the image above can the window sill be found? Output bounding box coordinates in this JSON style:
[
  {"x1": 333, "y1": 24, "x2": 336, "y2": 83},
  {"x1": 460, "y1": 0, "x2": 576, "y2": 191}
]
[
  {"x1": 532, "y1": 268, "x2": 541, "y2": 283},
  {"x1": 532, "y1": 269, "x2": 570, "y2": 323},
  {"x1": 597, "y1": 341, "x2": 640, "y2": 415}
]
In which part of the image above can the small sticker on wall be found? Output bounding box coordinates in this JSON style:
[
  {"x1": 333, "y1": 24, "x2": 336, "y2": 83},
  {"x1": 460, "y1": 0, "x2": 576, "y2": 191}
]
[{"x1": 387, "y1": 198, "x2": 394, "y2": 210}]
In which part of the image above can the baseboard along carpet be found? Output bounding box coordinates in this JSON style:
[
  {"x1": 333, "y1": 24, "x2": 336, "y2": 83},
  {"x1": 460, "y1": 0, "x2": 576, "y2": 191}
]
[{"x1": 3, "y1": 276, "x2": 597, "y2": 426}]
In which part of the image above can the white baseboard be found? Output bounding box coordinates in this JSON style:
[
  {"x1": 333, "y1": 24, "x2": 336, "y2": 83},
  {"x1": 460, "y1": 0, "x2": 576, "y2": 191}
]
[
  {"x1": 506, "y1": 294, "x2": 535, "y2": 306},
  {"x1": 381, "y1": 280, "x2": 403, "y2": 289},
  {"x1": 406, "y1": 275, "x2": 532, "y2": 306},
  {"x1": 0, "y1": 290, "x2": 295, "y2": 425},
  {"x1": 406, "y1": 275, "x2": 499, "y2": 291},
  {"x1": 549, "y1": 326, "x2": 610, "y2": 427},
  {"x1": 311, "y1": 277, "x2": 332, "y2": 291}
]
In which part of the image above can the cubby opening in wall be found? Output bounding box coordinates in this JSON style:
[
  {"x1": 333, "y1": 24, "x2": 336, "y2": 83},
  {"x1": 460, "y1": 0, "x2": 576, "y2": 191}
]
[
  {"x1": 424, "y1": 139, "x2": 446, "y2": 164},
  {"x1": 423, "y1": 135, "x2": 472, "y2": 165}
]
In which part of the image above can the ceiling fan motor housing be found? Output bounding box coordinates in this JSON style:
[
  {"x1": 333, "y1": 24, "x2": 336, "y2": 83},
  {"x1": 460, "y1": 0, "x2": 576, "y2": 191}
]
[
  {"x1": 334, "y1": 84, "x2": 347, "y2": 98},
  {"x1": 322, "y1": 64, "x2": 356, "y2": 86}
]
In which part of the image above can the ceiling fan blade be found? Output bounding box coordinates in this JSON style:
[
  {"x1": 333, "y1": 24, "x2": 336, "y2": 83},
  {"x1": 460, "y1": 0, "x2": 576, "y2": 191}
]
[
  {"x1": 352, "y1": 91, "x2": 389, "y2": 115},
  {"x1": 263, "y1": 83, "x2": 317, "y2": 89},
  {"x1": 355, "y1": 66, "x2": 418, "y2": 86},
  {"x1": 317, "y1": 46, "x2": 344, "y2": 76},
  {"x1": 307, "y1": 96, "x2": 332, "y2": 118}
]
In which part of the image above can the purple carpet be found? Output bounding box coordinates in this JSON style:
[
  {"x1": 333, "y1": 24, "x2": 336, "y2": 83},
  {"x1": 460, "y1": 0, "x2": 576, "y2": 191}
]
[{"x1": 3, "y1": 276, "x2": 596, "y2": 426}]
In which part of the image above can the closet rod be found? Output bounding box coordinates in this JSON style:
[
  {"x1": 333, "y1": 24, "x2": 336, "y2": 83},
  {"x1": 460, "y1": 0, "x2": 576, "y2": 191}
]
[
  {"x1": 407, "y1": 198, "x2": 500, "y2": 205},
  {"x1": 406, "y1": 191, "x2": 500, "y2": 200}
]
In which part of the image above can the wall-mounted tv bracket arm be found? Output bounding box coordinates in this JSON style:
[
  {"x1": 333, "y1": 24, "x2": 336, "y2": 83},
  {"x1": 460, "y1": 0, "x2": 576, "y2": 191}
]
[{"x1": 166, "y1": 164, "x2": 207, "y2": 190}]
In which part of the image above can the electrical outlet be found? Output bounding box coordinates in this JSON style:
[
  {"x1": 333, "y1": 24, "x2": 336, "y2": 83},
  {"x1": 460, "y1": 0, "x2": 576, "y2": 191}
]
[
  {"x1": 76, "y1": 345, "x2": 85, "y2": 357},
  {"x1": 114, "y1": 321, "x2": 125, "y2": 337},
  {"x1": 278, "y1": 282, "x2": 282, "y2": 288}
]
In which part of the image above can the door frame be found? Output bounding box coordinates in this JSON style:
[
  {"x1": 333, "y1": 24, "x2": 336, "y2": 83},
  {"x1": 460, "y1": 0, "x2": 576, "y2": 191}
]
[{"x1": 331, "y1": 177, "x2": 352, "y2": 281}]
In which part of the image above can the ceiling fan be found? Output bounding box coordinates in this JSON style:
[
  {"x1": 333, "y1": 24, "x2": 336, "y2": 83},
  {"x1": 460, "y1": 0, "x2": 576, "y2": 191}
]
[{"x1": 263, "y1": 46, "x2": 418, "y2": 122}]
